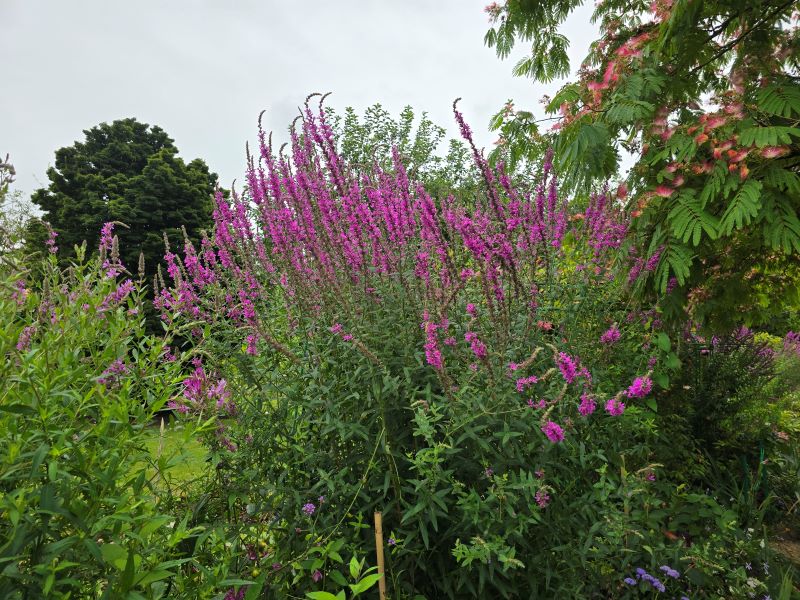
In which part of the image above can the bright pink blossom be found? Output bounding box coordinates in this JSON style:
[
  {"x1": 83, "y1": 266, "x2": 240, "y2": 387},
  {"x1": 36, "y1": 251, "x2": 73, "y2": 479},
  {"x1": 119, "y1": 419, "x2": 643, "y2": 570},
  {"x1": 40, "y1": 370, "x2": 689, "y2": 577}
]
[
  {"x1": 556, "y1": 352, "x2": 578, "y2": 383},
  {"x1": 626, "y1": 376, "x2": 653, "y2": 398},
  {"x1": 541, "y1": 421, "x2": 565, "y2": 443},
  {"x1": 605, "y1": 397, "x2": 626, "y2": 416},
  {"x1": 600, "y1": 326, "x2": 621, "y2": 344},
  {"x1": 578, "y1": 393, "x2": 597, "y2": 416}
]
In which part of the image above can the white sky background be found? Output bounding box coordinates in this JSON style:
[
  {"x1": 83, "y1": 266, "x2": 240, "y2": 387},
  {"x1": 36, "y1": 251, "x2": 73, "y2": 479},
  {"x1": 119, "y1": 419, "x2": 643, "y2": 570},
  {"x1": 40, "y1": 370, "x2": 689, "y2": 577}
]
[{"x1": 1, "y1": 1, "x2": 597, "y2": 197}]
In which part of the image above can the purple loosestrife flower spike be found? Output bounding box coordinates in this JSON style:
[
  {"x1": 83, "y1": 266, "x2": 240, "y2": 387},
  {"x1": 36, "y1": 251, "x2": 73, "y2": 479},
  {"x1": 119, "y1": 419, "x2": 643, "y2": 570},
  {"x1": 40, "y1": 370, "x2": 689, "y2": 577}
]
[
  {"x1": 45, "y1": 227, "x2": 58, "y2": 254},
  {"x1": 465, "y1": 331, "x2": 487, "y2": 359},
  {"x1": 626, "y1": 376, "x2": 653, "y2": 398},
  {"x1": 16, "y1": 326, "x2": 35, "y2": 352},
  {"x1": 556, "y1": 352, "x2": 578, "y2": 383},
  {"x1": 600, "y1": 325, "x2": 621, "y2": 344},
  {"x1": 541, "y1": 421, "x2": 565, "y2": 443},
  {"x1": 578, "y1": 393, "x2": 596, "y2": 416},
  {"x1": 605, "y1": 398, "x2": 626, "y2": 416},
  {"x1": 515, "y1": 375, "x2": 538, "y2": 392}
]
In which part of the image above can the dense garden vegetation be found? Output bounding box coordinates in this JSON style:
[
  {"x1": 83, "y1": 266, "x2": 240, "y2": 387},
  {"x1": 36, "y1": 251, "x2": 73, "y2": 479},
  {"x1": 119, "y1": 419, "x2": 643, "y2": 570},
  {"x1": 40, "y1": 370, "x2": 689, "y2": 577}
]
[{"x1": 2, "y1": 1, "x2": 800, "y2": 598}]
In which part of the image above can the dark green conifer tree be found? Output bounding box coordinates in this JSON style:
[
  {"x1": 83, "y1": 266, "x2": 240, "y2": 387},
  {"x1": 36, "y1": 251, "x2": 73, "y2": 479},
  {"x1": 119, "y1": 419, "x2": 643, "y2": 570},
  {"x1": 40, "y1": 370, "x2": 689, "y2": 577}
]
[{"x1": 32, "y1": 118, "x2": 217, "y2": 282}]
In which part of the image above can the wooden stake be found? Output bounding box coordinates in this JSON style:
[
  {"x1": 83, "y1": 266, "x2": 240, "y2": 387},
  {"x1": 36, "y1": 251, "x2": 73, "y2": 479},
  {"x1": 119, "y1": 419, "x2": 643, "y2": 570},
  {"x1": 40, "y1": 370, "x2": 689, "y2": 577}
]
[{"x1": 374, "y1": 511, "x2": 386, "y2": 600}]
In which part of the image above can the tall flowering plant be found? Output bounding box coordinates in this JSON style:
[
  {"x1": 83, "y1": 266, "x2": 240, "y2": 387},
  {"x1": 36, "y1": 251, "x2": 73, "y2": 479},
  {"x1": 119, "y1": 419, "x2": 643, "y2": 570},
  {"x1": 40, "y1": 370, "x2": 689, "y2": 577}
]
[
  {"x1": 160, "y1": 98, "x2": 670, "y2": 597},
  {"x1": 0, "y1": 228, "x2": 239, "y2": 599}
]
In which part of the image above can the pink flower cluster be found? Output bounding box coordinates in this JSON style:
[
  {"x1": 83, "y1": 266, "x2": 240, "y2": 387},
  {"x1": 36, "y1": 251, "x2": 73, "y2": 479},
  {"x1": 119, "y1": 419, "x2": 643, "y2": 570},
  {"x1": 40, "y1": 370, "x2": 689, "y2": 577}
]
[
  {"x1": 556, "y1": 352, "x2": 588, "y2": 383},
  {"x1": 45, "y1": 228, "x2": 58, "y2": 254},
  {"x1": 99, "y1": 222, "x2": 124, "y2": 278},
  {"x1": 98, "y1": 279, "x2": 134, "y2": 313},
  {"x1": 515, "y1": 375, "x2": 538, "y2": 392},
  {"x1": 578, "y1": 393, "x2": 597, "y2": 416},
  {"x1": 98, "y1": 358, "x2": 129, "y2": 387},
  {"x1": 169, "y1": 359, "x2": 234, "y2": 417},
  {"x1": 626, "y1": 376, "x2": 653, "y2": 398},
  {"x1": 465, "y1": 331, "x2": 487, "y2": 359},
  {"x1": 600, "y1": 325, "x2": 621, "y2": 344},
  {"x1": 422, "y1": 313, "x2": 443, "y2": 370},
  {"x1": 541, "y1": 421, "x2": 565, "y2": 443},
  {"x1": 16, "y1": 325, "x2": 35, "y2": 352},
  {"x1": 605, "y1": 397, "x2": 626, "y2": 416},
  {"x1": 11, "y1": 279, "x2": 28, "y2": 306}
]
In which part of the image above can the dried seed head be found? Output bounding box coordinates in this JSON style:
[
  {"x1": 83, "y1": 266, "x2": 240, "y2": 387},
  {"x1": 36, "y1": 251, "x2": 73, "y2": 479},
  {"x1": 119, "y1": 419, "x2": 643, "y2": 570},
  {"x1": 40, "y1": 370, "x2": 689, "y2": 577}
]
[{"x1": 111, "y1": 235, "x2": 120, "y2": 262}]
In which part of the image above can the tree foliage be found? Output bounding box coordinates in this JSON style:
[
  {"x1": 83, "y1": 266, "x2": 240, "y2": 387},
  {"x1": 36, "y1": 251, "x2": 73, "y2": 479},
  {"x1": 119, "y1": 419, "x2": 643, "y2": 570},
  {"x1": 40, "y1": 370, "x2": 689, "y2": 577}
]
[
  {"x1": 31, "y1": 118, "x2": 217, "y2": 282},
  {"x1": 324, "y1": 102, "x2": 478, "y2": 195},
  {"x1": 485, "y1": 0, "x2": 800, "y2": 331}
]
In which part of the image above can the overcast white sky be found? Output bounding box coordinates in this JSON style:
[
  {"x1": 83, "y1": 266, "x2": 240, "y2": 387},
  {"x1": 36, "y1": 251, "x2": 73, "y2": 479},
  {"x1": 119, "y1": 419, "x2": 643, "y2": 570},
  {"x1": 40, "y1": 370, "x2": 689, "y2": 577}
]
[{"x1": 1, "y1": 1, "x2": 596, "y2": 196}]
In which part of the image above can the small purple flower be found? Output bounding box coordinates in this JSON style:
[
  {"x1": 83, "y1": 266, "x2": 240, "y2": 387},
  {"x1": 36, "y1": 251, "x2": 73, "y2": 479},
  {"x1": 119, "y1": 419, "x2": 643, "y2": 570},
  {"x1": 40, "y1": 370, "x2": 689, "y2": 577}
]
[
  {"x1": 387, "y1": 537, "x2": 397, "y2": 546},
  {"x1": 666, "y1": 276, "x2": 678, "y2": 293},
  {"x1": 626, "y1": 376, "x2": 653, "y2": 398},
  {"x1": 605, "y1": 397, "x2": 625, "y2": 416},
  {"x1": 535, "y1": 489, "x2": 550, "y2": 508},
  {"x1": 624, "y1": 577, "x2": 637, "y2": 585},
  {"x1": 644, "y1": 574, "x2": 665, "y2": 593},
  {"x1": 11, "y1": 279, "x2": 28, "y2": 305},
  {"x1": 659, "y1": 565, "x2": 680, "y2": 579},
  {"x1": 578, "y1": 393, "x2": 596, "y2": 416},
  {"x1": 515, "y1": 375, "x2": 538, "y2": 392},
  {"x1": 312, "y1": 569, "x2": 322, "y2": 582},
  {"x1": 246, "y1": 334, "x2": 258, "y2": 355},
  {"x1": 223, "y1": 588, "x2": 246, "y2": 600},
  {"x1": 465, "y1": 331, "x2": 487, "y2": 359},
  {"x1": 302, "y1": 502, "x2": 316, "y2": 516},
  {"x1": 16, "y1": 326, "x2": 35, "y2": 352},
  {"x1": 99, "y1": 222, "x2": 115, "y2": 252},
  {"x1": 45, "y1": 228, "x2": 58, "y2": 254},
  {"x1": 556, "y1": 352, "x2": 578, "y2": 383},
  {"x1": 541, "y1": 421, "x2": 564, "y2": 443},
  {"x1": 600, "y1": 325, "x2": 621, "y2": 344},
  {"x1": 98, "y1": 358, "x2": 129, "y2": 387}
]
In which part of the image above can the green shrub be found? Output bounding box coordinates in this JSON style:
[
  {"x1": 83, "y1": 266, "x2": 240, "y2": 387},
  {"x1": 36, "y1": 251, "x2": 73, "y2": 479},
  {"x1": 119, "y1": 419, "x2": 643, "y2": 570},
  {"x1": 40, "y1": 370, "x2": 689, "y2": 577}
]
[{"x1": 0, "y1": 242, "x2": 209, "y2": 599}]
